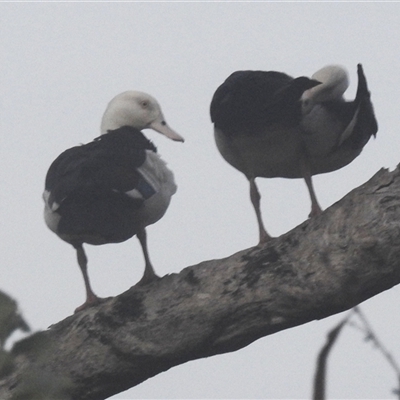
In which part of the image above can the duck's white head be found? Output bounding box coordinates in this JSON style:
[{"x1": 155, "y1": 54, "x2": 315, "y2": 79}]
[
  {"x1": 302, "y1": 65, "x2": 349, "y2": 104},
  {"x1": 100, "y1": 91, "x2": 184, "y2": 142}
]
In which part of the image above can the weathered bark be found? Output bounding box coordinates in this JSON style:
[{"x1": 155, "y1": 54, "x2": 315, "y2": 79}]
[{"x1": 2, "y1": 166, "x2": 400, "y2": 400}]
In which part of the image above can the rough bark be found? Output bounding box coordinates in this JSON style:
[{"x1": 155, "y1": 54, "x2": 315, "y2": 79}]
[{"x1": 2, "y1": 166, "x2": 400, "y2": 400}]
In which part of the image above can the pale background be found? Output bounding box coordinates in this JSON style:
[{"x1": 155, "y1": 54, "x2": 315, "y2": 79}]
[{"x1": 1, "y1": 2, "x2": 400, "y2": 399}]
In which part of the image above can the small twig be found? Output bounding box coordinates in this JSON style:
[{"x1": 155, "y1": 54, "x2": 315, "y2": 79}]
[
  {"x1": 313, "y1": 307, "x2": 400, "y2": 400},
  {"x1": 352, "y1": 306, "x2": 400, "y2": 399}
]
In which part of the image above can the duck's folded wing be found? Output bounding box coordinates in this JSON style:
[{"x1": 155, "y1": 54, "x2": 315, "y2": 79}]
[
  {"x1": 211, "y1": 70, "x2": 319, "y2": 132},
  {"x1": 44, "y1": 141, "x2": 148, "y2": 210}
]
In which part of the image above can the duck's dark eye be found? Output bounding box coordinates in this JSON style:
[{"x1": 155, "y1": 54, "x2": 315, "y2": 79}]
[
  {"x1": 141, "y1": 101, "x2": 149, "y2": 108},
  {"x1": 161, "y1": 121, "x2": 166, "y2": 126}
]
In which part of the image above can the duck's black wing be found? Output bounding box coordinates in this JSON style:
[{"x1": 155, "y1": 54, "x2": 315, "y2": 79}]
[
  {"x1": 45, "y1": 127, "x2": 156, "y2": 206},
  {"x1": 210, "y1": 70, "x2": 320, "y2": 135}
]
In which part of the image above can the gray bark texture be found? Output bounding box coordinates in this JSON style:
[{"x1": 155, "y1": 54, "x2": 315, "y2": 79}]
[{"x1": 2, "y1": 166, "x2": 400, "y2": 400}]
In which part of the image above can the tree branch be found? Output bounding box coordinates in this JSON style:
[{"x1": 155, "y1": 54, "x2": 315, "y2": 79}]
[{"x1": 2, "y1": 166, "x2": 400, "y2": 400}]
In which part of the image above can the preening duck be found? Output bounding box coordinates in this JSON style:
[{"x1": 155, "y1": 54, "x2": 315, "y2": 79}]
[
  {"x1": 43, "y1": 91, "x2": 184, "y2": 312},
  {"x1": 210, "y1": 64, "x2": 377, "y2": 244}
]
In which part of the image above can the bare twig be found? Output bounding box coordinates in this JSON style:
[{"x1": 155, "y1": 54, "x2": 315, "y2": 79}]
[
  {"x1": 313, "y1": 306, "x2": 400, "y2": 400},
  {"x1": 352, "y1": 307, "x2": 400, "y2": 399}
]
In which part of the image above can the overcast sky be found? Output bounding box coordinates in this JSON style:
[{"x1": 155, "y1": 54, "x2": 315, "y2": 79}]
[{"x1": 2, "y1": 2, "x2": 400, "y2": 399}]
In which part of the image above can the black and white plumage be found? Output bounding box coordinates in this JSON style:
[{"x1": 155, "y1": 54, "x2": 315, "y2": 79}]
[
  {"x1": 210, "y1": 64, "x2": 377, "y2": 243},
  {"x1": 43, "y1": 91, "x2": 184, "y2": 312}
]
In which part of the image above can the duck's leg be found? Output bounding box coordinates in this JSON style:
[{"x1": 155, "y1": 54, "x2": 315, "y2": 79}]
[
  {"x1": 249, "y1": 178, "x2": 271, "y2": 244},
  {"x1": 73, "y1": 243, "x2": 102, "y2": 313},
  {"x1": 136, "y1": 228, "x2": 160, "y2": 285},
  {"x1": 300, "y1": 159, "x2": 322, "y2": 217}
]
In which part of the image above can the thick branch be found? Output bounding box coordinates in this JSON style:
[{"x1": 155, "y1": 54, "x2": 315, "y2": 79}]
[{"x1": 2, "y1": 166, "x2": 400, "y2": 400}]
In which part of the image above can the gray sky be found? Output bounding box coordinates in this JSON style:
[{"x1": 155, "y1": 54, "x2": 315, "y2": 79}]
[{"x1": 1, "y1": 2, "x2": 400, "y2": 399}]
